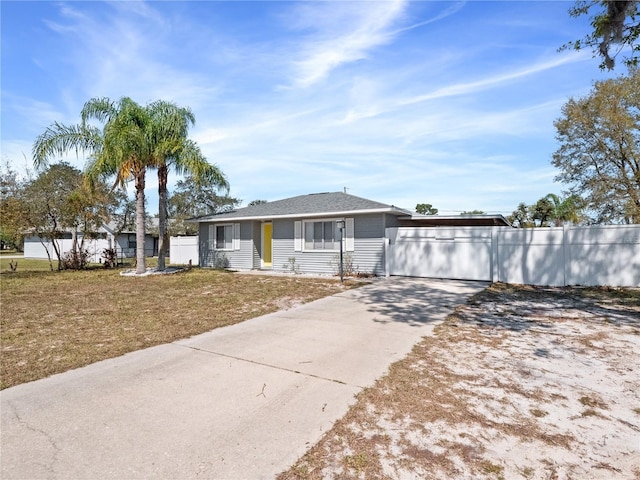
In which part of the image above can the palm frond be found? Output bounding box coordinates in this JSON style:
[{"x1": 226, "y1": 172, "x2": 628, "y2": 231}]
[
  {"x1": 80, "y1": 97, "x2": 117, "y2": 125},
  {"x1": 32, "y1": 122, "x2": 102, "y2": 169}
]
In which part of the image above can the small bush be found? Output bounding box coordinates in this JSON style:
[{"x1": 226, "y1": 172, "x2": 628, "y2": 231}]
[
  {"x1": 329, "y1": 252, "x2": 358, "y2": 277},
  {"x1": 209, "y1": 251, "x2": 229, "y2": 269},
  {"x1": 283, "y1": 257, "x2": 300, "y2": 274},
  {"x1": 61, "y1": 249, "x2": 90, "y2": 270},
  {"x1": 101, "y1": 248, "x2": 118, "y2": 268}
]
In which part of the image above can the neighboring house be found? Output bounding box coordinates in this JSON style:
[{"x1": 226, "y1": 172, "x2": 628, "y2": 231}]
[
  {"x1": 191, "y1": 192, "x2": 510, "y2": 276},
  {"x1": 108, "y1": 218, "x2": 159, "y2": 259},
  {"x1": 24, "y1": 222, "x2": 158, "y2": 262}
]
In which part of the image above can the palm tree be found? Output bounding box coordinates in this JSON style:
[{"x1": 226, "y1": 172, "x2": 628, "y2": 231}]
[
  {"x1": 33, "y1": 97, "x2": 153, "y2": 274},
  {"x1": 146, "y1": 101, "x2": 228, "y2": 271},
  {"x1": 544, "y1": 193, "x2": 585, "y2": 226}
]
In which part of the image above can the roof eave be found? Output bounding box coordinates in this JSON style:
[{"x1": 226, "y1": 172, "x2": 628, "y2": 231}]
[{"x1": 192, "y1": 207, "x2": 409, "y2": 223}]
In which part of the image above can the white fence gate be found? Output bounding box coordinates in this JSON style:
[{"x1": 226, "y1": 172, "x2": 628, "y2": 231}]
[
  {"x1": 170, "y1": 236, "x2": 199, "y2": 265},
  {"x1": 385, "y1": 227, "x2": 494, "y2": 281},
  {"x1": 386, "y1": 225, "x2": 640, "y2": 287}
]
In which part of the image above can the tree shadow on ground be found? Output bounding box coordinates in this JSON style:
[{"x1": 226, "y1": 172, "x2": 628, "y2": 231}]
[
  {"x1": 449, "y1": 283, "x2": 640, "y2": 333},
  {"x1": 348, "y1": 277, "x2": 489, "y2": 327}
]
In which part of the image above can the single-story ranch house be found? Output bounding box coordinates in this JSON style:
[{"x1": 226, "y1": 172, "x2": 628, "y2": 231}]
[
  {"x1": 24, "y1": 221, "x2": 160, "y2": 263},
  {"x1": 191, "y1": 192, "x2": 509, "y2": 276}
]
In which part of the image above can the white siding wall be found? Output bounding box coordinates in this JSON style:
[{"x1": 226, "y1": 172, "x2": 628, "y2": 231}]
[
  {"x1": 24, "y1": 236, "x2": 111, "y2": 263},
  {"x1": 387, "y1": 225, "x2": 640, "y2": 287}
]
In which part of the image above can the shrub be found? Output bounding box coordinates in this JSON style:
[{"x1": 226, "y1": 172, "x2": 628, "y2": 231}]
[
  {"x1": 101, "y1": 248, "x2": 118, "y2": 268},
  {"x1": 329, "y1": 252, "x2": 358, "y2": 277},
  {"x1": 61, "y1": 248, "x2": 90, "y2": 270},
  {"x1": 283, "y1": 257, "x2": 300, "y2": 274}
]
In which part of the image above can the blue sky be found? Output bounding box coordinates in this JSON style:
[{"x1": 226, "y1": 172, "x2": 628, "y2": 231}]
[{"x1": 1, "y1": 1, "x2": 615, "y2": 215}]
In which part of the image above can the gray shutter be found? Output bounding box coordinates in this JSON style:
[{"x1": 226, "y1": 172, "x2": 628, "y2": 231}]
[
  {"x1": 294, "y1": 221, "x2": 302, "y2": 251},
  {"x1": 345, "y1": 218, "x2": 354, "y2": 251},
  {"x1": 233, "y1": 223, "x2": 241, "y2": 250}
]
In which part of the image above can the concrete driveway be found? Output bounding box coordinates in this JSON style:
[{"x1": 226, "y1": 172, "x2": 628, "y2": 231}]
[{"x1": 1, "y1": 277, "x2": 486, "y2": 479}]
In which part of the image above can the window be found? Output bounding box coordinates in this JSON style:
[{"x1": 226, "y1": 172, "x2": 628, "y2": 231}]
[
  {"x1": 208, "y1": 223, "x2": 240, "y2": 251},
  {"x1": 304, "y1": 220, "x2": 338, "y2": 250},
  {"x1": 216, "y1": 224, "x2": 233, "y2": 250},
  {"x1": 128, "y1": 234, "x2": 136, "y2": 249},
  {"x1": 295, "y1": 218, "x2": 354, "y2": 252}
]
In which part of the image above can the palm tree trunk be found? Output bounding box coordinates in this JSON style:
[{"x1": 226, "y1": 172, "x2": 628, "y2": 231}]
[
  {"x1": 157, "y1": 164, "x2": 168, "y2": 271},
  {"x1": 135, "y1": 168, "x2": 147, "y2": 274}
]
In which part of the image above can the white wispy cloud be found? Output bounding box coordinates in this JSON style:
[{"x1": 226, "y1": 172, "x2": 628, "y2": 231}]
[
  {"x1": 42, "y1": 2, "x2": 221, "y2": 114},
  {"x1": 391, "y1": 1, "x2": 465, "y2": 35},
  {"x1": 286, "y1": 0, "x2": 408, "y2": 88},
  {"x1": 400, "y1": 51, "x2": 589, "y2": 107},
  {"x1": 4, "y1": 95, "x2": 68, "y2": 130}
]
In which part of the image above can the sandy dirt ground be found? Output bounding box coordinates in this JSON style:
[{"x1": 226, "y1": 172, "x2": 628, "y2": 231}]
[{"x1": 280, "y1": 284, "x2": 640, "y2": 480}]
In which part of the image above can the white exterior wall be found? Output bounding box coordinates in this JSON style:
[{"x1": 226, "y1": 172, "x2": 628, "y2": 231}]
[
  {"x1": 387, "y1": 225, "x2": 640, "y2": 287},
  {"x1": 24, "y1": 236, "x2": 111, "y2": 263},
  {"x1": 169, "y1": 236, "x2": 199, "y2": 265}
]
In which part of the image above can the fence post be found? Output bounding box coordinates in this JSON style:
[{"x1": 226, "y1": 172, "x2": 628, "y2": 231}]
[
  {"x1": 384, "y1": 236, "x2": 390, "y2": 277},
  {"x1": 490, "y1": 227, "x2": 498, "y2": 283},
  {"x1": 562, "y1": 224, "x2": 570, "y2": 286}
]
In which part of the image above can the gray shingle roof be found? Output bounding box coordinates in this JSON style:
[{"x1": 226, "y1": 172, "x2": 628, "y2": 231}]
[{"x1": 194, "y1": 192, "x2": 409, "y2": 222}]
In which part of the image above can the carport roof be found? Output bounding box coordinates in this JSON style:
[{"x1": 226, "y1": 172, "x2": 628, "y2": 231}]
[
  {"x1": 191, "y1": 192, "x2": 412, "y2": 222},
  {"x1": 399, "y1": 214, "x2": 511, "y2": 227}
]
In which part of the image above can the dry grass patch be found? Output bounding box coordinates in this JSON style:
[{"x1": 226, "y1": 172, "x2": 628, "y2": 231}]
[
  {"x1": 279, "y1": 284, "x2": 640, "y2": 479},
  {"x1": 0, "y1": 257, "x2": 58, "y2": 272},
  {"x1": 1, "y1": 268, "x2": 356, "y2": 389}
]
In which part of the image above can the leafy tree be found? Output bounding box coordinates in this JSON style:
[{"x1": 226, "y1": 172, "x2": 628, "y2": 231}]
[
  {"x1": 109, "y1": 191, "x2": 136, "y2": 236},
  {"x1": 247, "y1": 199, "x2": 267, "y2": 207},
  {"x1": 508, "y1": 202, "x2": 535, "y2": 228},
  {"x1": 415, "y1": 203, "x2": 438, "y2": 215},
  {"x1": 23, "y1": 163, "x2": 79, "y2": 269},
  {"x1": 66, "y1": 176, "x2": 116, "y2": 252},
  {"x1": 552, "y1": 70, "x2": 640, "y2": 224},
  {"x1": 531, "y1": 197, "x2": 555, "y2": 227},
  {"x1": 562, "y1": 1, "x2": 639, "y2": 70},
  {"x1": 146, "y1": 101, "x2": 228, "y2": 271},
  {"x1": 22, "y1": 163, "x2": 114, "y2": 270},
  {"x1": 168, "y1": 174, "x2": 240, "y2": 235},
  {"x1": 0, "y1": 163, "x2": 28, "y2": 251}
]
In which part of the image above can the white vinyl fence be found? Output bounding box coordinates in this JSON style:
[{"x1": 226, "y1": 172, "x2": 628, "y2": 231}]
[
  {"x1": 386, "y1": 225, "x2": 640, "y2": 287},
  {"x1": 170, "y1": 236, "x2": 199, "y2": 265}
]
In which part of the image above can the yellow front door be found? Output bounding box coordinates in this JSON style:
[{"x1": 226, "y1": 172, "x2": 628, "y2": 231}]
[{"x1": 262, "y1": 223, "x2": 272, "y2": 268}]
